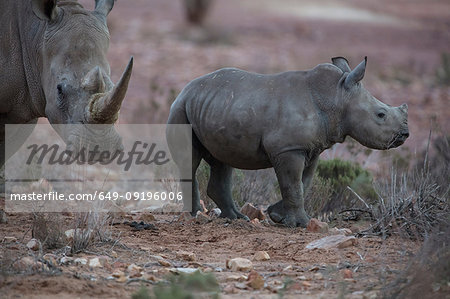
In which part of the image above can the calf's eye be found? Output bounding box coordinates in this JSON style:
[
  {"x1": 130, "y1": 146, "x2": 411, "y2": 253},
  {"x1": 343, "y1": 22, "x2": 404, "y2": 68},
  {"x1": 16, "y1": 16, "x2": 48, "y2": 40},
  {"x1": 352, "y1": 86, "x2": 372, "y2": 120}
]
[{"x1": 377, "y1": 112, "x2": 386, "y2": 119}]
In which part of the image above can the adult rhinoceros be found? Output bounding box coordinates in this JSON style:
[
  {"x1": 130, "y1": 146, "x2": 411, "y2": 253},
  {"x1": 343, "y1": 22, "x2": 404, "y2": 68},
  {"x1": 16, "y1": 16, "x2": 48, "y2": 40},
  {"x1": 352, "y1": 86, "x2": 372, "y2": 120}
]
[
  {"x1": 0, "y1": 0, "x2": 133, "y2": 168},
  {"x1": 167, "y1": 57, "x2": 409, "y2": 227}
]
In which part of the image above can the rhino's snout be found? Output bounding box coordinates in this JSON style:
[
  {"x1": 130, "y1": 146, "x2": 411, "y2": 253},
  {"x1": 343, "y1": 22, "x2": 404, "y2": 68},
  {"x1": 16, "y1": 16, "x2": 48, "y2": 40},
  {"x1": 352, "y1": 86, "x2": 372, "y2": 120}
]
[{"x1": 388, "y1": 129, "x2": 409, "y2": 149}]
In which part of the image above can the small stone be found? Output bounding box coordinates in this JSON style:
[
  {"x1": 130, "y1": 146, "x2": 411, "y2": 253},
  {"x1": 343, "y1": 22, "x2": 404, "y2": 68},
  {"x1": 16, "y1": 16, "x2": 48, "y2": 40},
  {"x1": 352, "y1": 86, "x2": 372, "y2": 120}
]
[
  {"x1": 74, "y1": 258, "x2": 88, "y2": 265},
  {"x1": 250, "y1": 218, "x2": 263, "y2": 227},
  {"x1": 330, "y1": 227, "x2": 353, "y2": 236},
  {"x1": 0, "y1": 210, "x2": 7, "y2": 223},
  {"x1": 283, "y1": 265, "x2": 293, "y2": 271},
  {"x1": 226, "y1": 274, "x2": 247, "y2": 282},
  {"x1": 240, "y1": 203, "x2": 265, "y2": 220},
  {"x1": 306, "y1": 218, "x2": 329, "y2": 233},
  {"x1": 137, "y1": 213, "x2": 156, "y2": 222},
  {"x1": 176, "y1": 250, "x2": 196, "y2": 261},
  {"x1": 342, "y1": 269, "x2": 353, "y2": 279},
  {"x1": 314, "y1": 273, "x2": 324, "y2": 280},
  {"x1": 3, "y1": 236, "x2": 17, "y2": 243},
  {"x1": 89, "y1": 257, "x2": 102, "y2": 268},
  {"x1": 302, "y1": 281, "x2": 312, "y2": 287},
  {"x1": 195, "y1": 211, "x2": 211, "y2": 224},
  {"x1": 26, "y1": 239, "x2": 40, "y2": 251},
  {"x1": 247, "y1": 270, "x2": 265, "y2": 289},
  {"x1": 13, "y1": 256, "x2": 43, "y2": 272},
  {"x1": 177, "y1": 211, "x2": 193, "y2": 222},
  {"x1": 60, "y1": 256, "x2": 74, "y2": 265},
  {"x1": 227, "y1": 258, "x2": 253, "y2": 272},
  {"x1": 43, "y1": 254, "x2": 58, "y2": 265},
  {"x1": 127, "y1": 263, "x2": 143, "y2": 272},
  {"x1": 208, "y1": 208, "x2": 221, "y2": 217},
  {"x1": 223, "y1": 284, "x2": 239, "y2": 294},
  {"x1": 158, "y1": 259, "x2": 172, "y2": 267},
  {"x1": 298, "y1": 275, "x2": 307, "y2": 280},
  {"x1": 305, "y1": 235, "x2": 357, "y2": 250},
  {"x1": 129, "y1": 270, "x2": 142, "y2": 278},
  {"x1": 112, "y1": 270, "x2": 125, "y2": 278},
  {"x1": 116, "y1": 275, "x2": 128, "y2": 283},
  {"x1": 254, "y1": 251, "x2": 270, "y2": 261}
]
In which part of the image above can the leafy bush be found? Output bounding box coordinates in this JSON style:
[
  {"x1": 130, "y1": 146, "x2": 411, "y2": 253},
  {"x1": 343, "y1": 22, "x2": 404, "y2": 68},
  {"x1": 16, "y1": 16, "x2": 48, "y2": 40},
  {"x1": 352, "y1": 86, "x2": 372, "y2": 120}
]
[{"x1": 311, "y1": 159, "x2": 377, "y2": 217}]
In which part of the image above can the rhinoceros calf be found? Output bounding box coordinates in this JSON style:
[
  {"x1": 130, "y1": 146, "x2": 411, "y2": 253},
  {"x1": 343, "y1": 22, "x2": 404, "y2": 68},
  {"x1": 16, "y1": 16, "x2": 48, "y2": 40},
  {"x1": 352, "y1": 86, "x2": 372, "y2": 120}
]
[
  {"x1": 0, "y1": 0, "x2": 133, "y2": 168},
  {"x1": 167, "y1": 57, "x2": 409, "y2": 227}
]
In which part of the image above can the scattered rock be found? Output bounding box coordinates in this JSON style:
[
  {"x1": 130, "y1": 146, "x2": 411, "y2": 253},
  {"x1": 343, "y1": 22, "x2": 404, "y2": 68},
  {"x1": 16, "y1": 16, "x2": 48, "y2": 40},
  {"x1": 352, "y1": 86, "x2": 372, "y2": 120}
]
[
  {"x1": 313, "y1": 273, "x2": 324, "y2": 280},
  {"x1": 177, "y1": 211, "x2": 193, "y2": 222},
  {"x1": 89, "y1": 257, "x2": 102, "y2": 268},
  {"x1": 137, "y1": 213, "x2": 156, "y2": 222},
  {"x1": 64, "y1": 229, "x2": 75, "y2": 242},
  {"x1": 227, "y1": 258, "x2": 253, "y2": 272},
  {"x1": 305, "y1": 235, "x2": 358, "y2": 250},
  {"x1": 195, "y1": 211, "x2": 211, "y2": 224},
  {"x1": 250, "y1": 218, "x2": 263, "y2": 227},
  {"x1": 158, "y1": 259, "x2": 172, "y2": 267},
  {"x1": 240, "y1": 203, "x2": 265, "y2": 220},
  {"x1": 306, "y1": 218, "x2": 329, "y2": 233},
  {"x1": 208, "y1": 208, "x2": 221, "y2": 217},
  {"x1": 127, "y1": 263, "x2": 143, "y2": 273},
  {"x1": 74, "y1": 258, "x2": 88, "y2": 265},
  {"x1": 176, "y1": 250, "x2": 196, "y2": 261},
  {"x1": 298, "y1": 275, "x2": 307, "y2": 280},
  {"x1": 253, "y1": 251, "x2": 270, "y2": 261},
  {"x1": 226, "y1": 274, "x2": 247, "y2": 282},
  {"x1": 342, "y1": 269, "x2": 353, "y2": 279},
  {"x1": 26, "y1": 239, "x2": 40, "y2": 251},
  {"x1": 3, "y1": 236, "x2": 17, "y2": 243},
  {"x1": 330, "y1": 227, "x2": 353, "y2": 236},
  {"x1": 169, "y1": 267, "x2": 199, "y2": 274},
  {"x1": 302, "y1": 281, "x2": 312, "y2": 288},
  {"x1": 247, "y1": 270, "x2": 265, "y2": 289},
  {"x1": 60, "y1": 256, "x2": 74, "y2": 265},
  {"x1": 116, "y1": 275, "x2": 128, "y2": 283},
  {"x1": 43, "y1": 254, "x2": 58, "y2": 265},
  {"x1": 13, "y1": 257, "x2": 44, "y2": 272},
  {"x1": 112, "y1": 270, "x2": 125, "y2": 278},
  {"x1": 283, "y1": 265, "x2": 293, "y2": 271},
  {"x1": 223, "y1": 284, "x2": 239, "y2": 294}
]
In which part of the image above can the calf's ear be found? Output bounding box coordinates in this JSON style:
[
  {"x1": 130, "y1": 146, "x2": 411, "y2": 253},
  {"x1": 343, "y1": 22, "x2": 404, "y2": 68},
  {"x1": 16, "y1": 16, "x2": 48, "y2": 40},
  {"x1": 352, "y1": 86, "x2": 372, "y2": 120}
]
[
  {"x1": 344, "y1": 57, "x2": 367, "y2": 89},
  {"x1": 32, "y1": 0, "x2": 58, "y2": 21},
  {"x1": 331, "y1": 57, "x2": 351, "y2": 73},
  {"x1": 95, "y1": 0, "x2": 115, "y2": 16}
]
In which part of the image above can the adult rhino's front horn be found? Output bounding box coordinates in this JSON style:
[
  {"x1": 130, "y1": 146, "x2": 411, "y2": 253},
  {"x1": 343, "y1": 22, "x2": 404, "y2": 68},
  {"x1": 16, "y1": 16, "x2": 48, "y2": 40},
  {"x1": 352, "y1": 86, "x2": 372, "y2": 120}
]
[{"x1": 85, "y1": 57, "x2": 133, "y2": 124}]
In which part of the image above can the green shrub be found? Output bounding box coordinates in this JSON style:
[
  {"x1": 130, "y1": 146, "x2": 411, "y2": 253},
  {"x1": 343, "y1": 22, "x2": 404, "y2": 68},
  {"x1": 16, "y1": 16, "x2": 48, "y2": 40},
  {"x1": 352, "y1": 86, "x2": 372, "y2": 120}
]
[
  {"x1": 153, "y1": 271, "x2": 219, "y2": 299},
  {"x1": 312, "y1": 159, "x2": 377, "y2": 216}
]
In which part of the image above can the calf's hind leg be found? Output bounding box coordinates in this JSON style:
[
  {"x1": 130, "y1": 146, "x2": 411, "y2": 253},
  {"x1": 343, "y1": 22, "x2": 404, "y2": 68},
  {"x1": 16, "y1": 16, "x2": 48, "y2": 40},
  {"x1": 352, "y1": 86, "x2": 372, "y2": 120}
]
[{"x1": 205, "y1": 157, "x2": 249, "y2": 220}]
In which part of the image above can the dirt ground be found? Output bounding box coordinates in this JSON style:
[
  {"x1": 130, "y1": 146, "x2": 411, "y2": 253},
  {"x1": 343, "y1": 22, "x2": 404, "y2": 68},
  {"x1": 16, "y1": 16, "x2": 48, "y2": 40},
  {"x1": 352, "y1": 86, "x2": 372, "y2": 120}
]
[
  {"x1": 1, "y1": 211, "x2": 420, "y2": 298},
  {"x1": 1, "y1": 0, "x2": 449, "y2": 298}
]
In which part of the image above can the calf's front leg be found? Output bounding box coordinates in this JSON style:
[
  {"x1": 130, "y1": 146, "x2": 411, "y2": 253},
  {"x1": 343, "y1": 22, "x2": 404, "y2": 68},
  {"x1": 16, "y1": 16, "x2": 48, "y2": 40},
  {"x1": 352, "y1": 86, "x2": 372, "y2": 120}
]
[{"x1": 267, "y1": 151, "x2": 311, "y2": 227}]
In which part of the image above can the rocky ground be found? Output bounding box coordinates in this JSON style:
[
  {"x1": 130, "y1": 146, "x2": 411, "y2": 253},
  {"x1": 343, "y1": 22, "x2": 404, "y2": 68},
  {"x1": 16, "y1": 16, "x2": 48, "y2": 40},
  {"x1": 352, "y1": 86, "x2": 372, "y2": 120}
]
[
  {"x1": 1, "y1": 0, "x2": 449, "y2": 298},
  {"x1": 0, "y1": 204, "x2": 421, "y2": 298}
]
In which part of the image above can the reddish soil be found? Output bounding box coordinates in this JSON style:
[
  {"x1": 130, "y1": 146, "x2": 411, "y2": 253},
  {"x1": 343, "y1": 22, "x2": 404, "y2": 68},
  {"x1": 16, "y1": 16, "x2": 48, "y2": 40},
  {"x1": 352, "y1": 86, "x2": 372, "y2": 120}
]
[
  {"x1": 1, "y1": 212, "x2": 419, "y2": 298},
  {"x1": 2, "y1": 0, "x2": 449, "y2": 298}
]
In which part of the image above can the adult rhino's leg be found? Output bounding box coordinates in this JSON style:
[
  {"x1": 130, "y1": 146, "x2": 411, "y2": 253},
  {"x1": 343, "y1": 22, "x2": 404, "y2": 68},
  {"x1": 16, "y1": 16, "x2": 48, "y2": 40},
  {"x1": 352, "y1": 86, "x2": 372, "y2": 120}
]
[
  {"x1": 301, "y1": 156, "x2": 319, "y2": 212},
  {"x1": 205, "y1": 157, "x2": 249, "y2": 220},
  {"x1": 267, "y1": 151, "x2": 310, "y2": 227}
]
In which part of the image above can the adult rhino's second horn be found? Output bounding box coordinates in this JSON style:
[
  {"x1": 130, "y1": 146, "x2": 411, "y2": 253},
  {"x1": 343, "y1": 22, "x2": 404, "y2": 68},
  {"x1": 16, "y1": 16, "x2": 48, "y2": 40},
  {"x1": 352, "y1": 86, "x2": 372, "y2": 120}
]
[{"x1": 86, "y1": 57, "x2": 133, "y2": 123}]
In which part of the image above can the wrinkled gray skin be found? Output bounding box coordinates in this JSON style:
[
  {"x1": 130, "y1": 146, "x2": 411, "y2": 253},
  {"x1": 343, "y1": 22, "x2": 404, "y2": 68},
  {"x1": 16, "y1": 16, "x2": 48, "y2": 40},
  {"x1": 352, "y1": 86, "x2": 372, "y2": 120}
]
[
  {"x1": 0, "y1": 0, "x2": 133, "y2": 169},
  {"x1": 167, "y1": 57, "x2": 409, "y2": 227}
]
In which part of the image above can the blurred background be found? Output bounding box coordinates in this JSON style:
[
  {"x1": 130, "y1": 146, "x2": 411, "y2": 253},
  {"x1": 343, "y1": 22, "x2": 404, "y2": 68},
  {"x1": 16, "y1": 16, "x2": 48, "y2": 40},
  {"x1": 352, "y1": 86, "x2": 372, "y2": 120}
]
[
  {"x1": 74, "y1": 0, "x2": 449, "y2": 213},
  {"x1": 77, "y1": 0, "x2": 448, "y2": 147}
]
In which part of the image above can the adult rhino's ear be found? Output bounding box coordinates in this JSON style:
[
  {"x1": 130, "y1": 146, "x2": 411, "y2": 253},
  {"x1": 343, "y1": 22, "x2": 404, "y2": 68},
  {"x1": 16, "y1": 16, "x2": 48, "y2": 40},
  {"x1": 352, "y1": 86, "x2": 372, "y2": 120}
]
[
  {"x1": 95, "y1": 0, "x2": 115, "y2": 17},
  {"x1": 344, "y1": 57, "x2": 367, "y2": 89},
  {"x1": 331, "y1": 57, "x2": 351, "y2": 73},
  {"x1": 32, "y1": 0, "x2": 58, "y2": 21}
]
